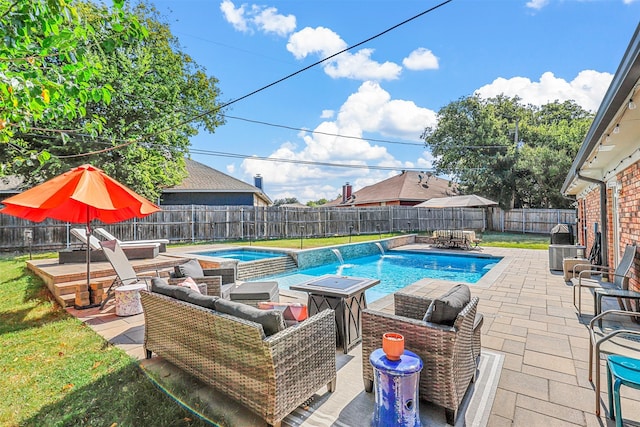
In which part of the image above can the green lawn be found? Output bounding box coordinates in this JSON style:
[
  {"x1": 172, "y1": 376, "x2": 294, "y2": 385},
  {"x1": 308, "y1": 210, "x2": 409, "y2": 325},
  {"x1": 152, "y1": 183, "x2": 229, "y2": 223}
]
[
  {"x1": 225, "y1": 231, "x2": 550, "y2": 250},
  {"x1": 1, "y1": 231, "x2": 548, "y2": 425},
  {"x1": 0, "y1": 254, "x2": 210, "y2": 427}
]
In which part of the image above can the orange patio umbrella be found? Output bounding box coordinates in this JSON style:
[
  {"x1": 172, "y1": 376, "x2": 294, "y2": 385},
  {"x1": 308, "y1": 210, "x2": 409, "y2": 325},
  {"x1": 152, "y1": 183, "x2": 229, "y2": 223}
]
[{"x1": 0, "y1": 164, "x2": 161, "y2": 308}]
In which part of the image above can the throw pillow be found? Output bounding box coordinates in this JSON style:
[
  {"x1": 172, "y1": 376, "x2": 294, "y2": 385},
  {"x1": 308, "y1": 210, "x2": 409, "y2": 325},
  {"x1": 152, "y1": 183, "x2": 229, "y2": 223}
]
[
  {"x1": 174, "y1": 259, "x2": 204, "y2": 278},
  {"x1": 177, "y1": 277, "x2": 201, "y2": 294},
  {"x1": 423, "y1": 284, "x2": 471, "y2": 326},
  {"x1": 215, "y1": 298, "x2": 286, "y2": 337}
]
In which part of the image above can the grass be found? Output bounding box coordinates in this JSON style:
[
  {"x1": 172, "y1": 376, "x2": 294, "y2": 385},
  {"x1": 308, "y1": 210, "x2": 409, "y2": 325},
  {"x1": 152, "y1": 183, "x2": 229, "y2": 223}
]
[
  {"x1": 223, "y1": 231, "x2": 550, "y2": 250},
  {"x1": 0, "y1": 253, "x2": 210, "y2": 427},
  {"x1": 0, "y1": 231, "x2": 548, "y2": 426},
  {"x1": 478, "y1": 232, "x2": 550, "y2": 250}
]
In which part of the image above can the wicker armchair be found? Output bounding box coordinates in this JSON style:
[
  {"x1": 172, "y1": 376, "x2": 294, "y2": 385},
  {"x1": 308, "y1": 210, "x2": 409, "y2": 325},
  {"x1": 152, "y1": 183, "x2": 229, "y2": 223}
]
[
  {"x1": 168, "y1": 267, "x2": 236, "y2": 298},
  {"x1": 141, "y1": 290, "x2": 337, "y2": 427},
  {"x1": 362, "y1": 292, "x2": 480, "y2": 425}
]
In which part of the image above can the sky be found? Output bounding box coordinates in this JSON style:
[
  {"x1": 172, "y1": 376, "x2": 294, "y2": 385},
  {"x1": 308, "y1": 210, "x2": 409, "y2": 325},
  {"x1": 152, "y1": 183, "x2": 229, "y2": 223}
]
[{"x1": 146, "y1": 0, "x2": 640, "y2": 203}]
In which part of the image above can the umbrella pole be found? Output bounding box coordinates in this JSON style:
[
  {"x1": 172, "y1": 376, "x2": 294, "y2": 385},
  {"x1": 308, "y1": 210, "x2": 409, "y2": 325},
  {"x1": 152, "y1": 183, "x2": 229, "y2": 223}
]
[{"x1": 76, "y1": 216, "x2": 99, "y2": 309}]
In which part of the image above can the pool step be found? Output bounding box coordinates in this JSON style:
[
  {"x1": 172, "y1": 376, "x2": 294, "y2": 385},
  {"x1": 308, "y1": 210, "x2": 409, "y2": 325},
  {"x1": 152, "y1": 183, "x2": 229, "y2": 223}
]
[{"x1": 237, "y1": 256, "x2": 298, "y2": 281}]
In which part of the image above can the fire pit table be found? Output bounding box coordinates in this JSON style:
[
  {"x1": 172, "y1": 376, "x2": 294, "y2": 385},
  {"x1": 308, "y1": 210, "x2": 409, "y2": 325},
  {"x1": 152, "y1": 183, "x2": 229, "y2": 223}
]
[{"x1": 291, "y1": 275, "x2": 380, "y2": 354}]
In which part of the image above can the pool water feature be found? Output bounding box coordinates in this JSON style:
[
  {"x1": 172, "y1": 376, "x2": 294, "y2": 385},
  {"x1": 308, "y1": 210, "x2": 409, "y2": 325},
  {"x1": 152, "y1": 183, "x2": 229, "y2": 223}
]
[
  {"x1": 260, "y1": 250, "x2": 501, "y2": 303},
  {"x1": 194, "y1": 249, "x2": 287, "y2": 262}
]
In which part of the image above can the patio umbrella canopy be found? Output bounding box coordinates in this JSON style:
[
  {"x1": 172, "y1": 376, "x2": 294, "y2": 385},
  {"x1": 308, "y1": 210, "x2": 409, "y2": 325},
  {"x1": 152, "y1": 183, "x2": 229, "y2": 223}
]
[
  {"x1": 0, "y1": 164, "x2": 161, "y2": 308},
  {"x1": 415, "y1": 194, "x2": 498, "y2": 208}
]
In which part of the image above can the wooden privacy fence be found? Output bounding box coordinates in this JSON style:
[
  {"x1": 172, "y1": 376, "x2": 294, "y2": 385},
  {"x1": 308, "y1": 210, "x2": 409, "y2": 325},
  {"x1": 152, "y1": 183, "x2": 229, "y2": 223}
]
[{"x1": 0, "y1": 205, "x2": 576, "y2": 252}]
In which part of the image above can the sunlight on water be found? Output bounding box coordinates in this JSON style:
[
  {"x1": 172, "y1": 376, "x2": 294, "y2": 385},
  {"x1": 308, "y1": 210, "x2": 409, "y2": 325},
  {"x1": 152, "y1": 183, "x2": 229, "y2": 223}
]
[{"x1": 260, "y1": 251, "x2": 501, "y2": 303}]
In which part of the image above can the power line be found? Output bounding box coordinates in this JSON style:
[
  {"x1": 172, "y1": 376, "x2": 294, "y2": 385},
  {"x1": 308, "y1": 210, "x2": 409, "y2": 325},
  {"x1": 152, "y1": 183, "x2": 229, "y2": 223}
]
[
  {"x1": 188, "y1": 148, "x2": 434, "y2": 172},
  {"x1": 51, "y1": 0, "x2": 455, "y2": 158},
  {"x1": 222, "y1": 114, "x2": 425, "y2": 146}
]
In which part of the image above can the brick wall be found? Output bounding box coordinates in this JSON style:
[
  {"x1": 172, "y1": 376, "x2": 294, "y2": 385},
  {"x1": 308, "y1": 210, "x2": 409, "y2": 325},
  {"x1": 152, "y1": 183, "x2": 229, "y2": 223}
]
[
  {"x1": 617, "y1": 163, "x2": 640, "y2": 291},
  {"x1": 578, "y1": 164, "x2": 640, "y2": 292}
]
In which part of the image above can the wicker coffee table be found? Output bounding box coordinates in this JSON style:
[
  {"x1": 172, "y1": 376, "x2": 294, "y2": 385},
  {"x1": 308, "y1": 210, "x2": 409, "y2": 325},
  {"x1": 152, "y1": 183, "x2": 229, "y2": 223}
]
[{"x1": 291, "y1": 275, "x2": 379, "y2": 353}]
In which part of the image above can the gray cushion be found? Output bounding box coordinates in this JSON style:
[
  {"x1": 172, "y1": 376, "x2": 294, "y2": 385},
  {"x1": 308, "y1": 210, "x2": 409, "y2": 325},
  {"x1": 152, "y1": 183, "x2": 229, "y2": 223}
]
[
  {"x1": 174, "y1": 259, "x2": 204, "y2": 278},
  {"x1": 151, "y1": 277, "x2": 176, "y2": 297},
  {"x1": 151, "y1": 277, "x2": 218, "y2": 309},
  {"x1": 229, "y1": 281, "x2": 279, "y2": 300},
  {"x1": 214, "y1": 298, "x2": 285, "y2": 336},
  {"x1": 423, "y1": 284, "x2": 471, "y2": 326}
]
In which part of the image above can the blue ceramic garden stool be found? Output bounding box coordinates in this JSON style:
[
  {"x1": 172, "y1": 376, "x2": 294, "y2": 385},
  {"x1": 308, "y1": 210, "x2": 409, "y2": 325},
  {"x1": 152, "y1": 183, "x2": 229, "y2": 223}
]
[
  {"x1": 607, "y1": 354, "x2": 640, "y2": 427},
  {"x1": 370, "y1": 348, "x2": 423, "y2": 427}
]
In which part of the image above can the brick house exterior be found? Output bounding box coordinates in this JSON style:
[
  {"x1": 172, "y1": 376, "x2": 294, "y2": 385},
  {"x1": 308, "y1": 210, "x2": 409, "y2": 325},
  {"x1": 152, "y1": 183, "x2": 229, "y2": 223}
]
[{"x1": 562, "y1": 23, "x2": 640, "y2": 291}]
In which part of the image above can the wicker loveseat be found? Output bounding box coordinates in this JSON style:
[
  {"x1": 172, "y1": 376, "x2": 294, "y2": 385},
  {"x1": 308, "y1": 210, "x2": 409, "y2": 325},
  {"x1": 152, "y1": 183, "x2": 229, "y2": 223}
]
[
  {"x1": 361, "y1": 291, "x2": 482, "y2": 425},
  {"x1": 140, "y1": 285, "x2": 337, "y2": 427}
]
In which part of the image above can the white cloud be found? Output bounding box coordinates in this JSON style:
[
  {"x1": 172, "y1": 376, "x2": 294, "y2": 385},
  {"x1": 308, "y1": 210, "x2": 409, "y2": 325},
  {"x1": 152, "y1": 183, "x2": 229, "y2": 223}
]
[
  {"x1": 403, "y1": 48, "x2": 439, "y2": 71},
  {"x1": 624, "y1": 0, "x2": 639, "y2": 4},
  {"x1": 287, "y1": 26, "x2": 346, "y2": 59},
  {"x1": 287, "y1": 27, "x2": 402, "y2": 81},
  {"x1": 252, "y1": 6, "x2": 296, "y2": 36},
  {"x1": 320, "y1": 110, "x2": 334, "y2": 119},
  {"x1": 240, "y1": 81, "x2": 437, "y2": 201},
  {"x1": 474, "y1": 70, "x2": 613, "y2": 112},
  {"x1": 526, "y1": 0, "x2": 549, "y2": 10},
  {"x1": 220, "y1": 1, "x2": 296, "y2": 37},
  {"x1": 220, "y1": 0, "x2": 248, "y2": 32},
  {"x1": 226, "y1": 163, "x2": 236, "y2": 174}
]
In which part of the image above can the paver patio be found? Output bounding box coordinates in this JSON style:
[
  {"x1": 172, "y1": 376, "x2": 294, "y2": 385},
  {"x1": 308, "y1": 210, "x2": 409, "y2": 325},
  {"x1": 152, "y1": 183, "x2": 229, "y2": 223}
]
[{"x1": 62, "y1": 244, "x2": 640, "y2": 426}]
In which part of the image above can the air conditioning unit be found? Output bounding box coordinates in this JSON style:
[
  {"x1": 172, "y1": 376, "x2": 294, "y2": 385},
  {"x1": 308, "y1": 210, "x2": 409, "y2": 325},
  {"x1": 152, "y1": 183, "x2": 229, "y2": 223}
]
[{"x1": 549, "y1": 244, "x2": 586, "y2": 271}]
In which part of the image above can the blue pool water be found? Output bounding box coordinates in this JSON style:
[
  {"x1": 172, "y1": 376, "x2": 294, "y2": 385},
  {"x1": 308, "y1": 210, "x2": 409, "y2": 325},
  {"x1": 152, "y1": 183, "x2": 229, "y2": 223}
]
[
  {"x1": 194, "y1": 249, "x2": 286, "y2": 262},
  {"x1": 261, "y1": 251, "x2": 501, "y2": 303}
]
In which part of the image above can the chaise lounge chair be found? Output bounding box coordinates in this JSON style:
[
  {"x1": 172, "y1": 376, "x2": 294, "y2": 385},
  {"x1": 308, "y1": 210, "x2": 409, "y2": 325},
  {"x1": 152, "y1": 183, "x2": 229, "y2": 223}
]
[
  {"x1": 94, "y1": 227, "x2": 169, "y2": 252},
  {"x1": 99, "y1": 239, "x2": 160, "y2": 309},
  {"x1": 64, "y1": 228, "x2": 159, "y2": 261}
]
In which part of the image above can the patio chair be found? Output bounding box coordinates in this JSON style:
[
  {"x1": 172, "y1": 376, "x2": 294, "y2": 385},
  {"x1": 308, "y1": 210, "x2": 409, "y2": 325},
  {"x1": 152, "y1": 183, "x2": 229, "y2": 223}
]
[
  {"x1": 99, "y1": 239, "x2": 159, "y2": 309},
  {"x1": 94, "y1": 227, "x2": 168, "y2": 252},
  {"x1": 571, "y1": 244, "x2": 637, "y2": 316},
  {"x1": 361, "y1": 287, "x2": 481, "y2": 425},
  {"x1": 588, "y1": 309, "x2": 640, "y2": 417}
]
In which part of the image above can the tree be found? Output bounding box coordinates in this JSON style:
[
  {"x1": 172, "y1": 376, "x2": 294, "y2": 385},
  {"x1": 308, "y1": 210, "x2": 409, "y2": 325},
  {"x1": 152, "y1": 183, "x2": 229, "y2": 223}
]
[
  {"x1": 421, "y1": 95, "x2": 592, "y2": 209},
  {"x1": 274, "y1": 197, "x2": 300, "y2": 206},
  {"x1": 0, "y1": 0, "x2": 146, "y2": 173},
  {"x1": 8, "y1": 2, "x2": 225, "y2": 200},
  {"x1": 307, "y1": 198, "x2": 328, "y2": 207}
]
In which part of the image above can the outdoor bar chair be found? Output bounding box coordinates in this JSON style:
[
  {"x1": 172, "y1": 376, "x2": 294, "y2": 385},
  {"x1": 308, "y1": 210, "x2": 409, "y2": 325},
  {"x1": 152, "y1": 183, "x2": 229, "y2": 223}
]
[{"x1": 571, "y1": 244, "x2": 637, "y2": 316}]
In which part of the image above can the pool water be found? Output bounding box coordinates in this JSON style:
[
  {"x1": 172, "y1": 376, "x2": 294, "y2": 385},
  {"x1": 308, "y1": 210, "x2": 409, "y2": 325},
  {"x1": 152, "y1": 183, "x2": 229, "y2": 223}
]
[
  {"x1": 261, "y1": 251, "x2": 501, "y2": 303},
  {"x1": 194, "y1": 249, "x2": 286, "y2": 262}
]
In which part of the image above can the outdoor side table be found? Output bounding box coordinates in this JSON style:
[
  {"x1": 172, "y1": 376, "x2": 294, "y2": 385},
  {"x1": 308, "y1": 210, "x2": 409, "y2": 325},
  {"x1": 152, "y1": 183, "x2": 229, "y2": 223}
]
[
  {"x1": 563, "y1": 257, "x2": 590, "y2": 281},
  {"x1": 290, "y1": 275, "x2": 380, "y2": 354},
  {"x1": 370, "y1": 348, "x2": 423, "y2": 427},
  {"x1": 115, "y1": 283, "x2": 146, "y2": 316}
]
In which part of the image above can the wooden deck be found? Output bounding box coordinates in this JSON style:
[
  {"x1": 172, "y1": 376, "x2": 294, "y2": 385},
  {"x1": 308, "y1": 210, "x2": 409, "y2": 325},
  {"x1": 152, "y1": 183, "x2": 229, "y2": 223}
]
[{"x1": 27, "y1": 251, "x2": 191, "y2": 308}]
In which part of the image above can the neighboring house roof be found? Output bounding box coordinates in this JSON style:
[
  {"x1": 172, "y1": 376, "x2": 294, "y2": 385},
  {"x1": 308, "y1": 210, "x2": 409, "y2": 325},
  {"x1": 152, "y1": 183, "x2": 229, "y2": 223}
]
[
  {"x1": 163, "y1": 158, "x2": 272, "y2": 204},
  {"x1": 326, "y1": 171, "x2": 457, "y2": 206},
  {"x1": 562, "y1": 23, "x2": 640, "y2": 196}
]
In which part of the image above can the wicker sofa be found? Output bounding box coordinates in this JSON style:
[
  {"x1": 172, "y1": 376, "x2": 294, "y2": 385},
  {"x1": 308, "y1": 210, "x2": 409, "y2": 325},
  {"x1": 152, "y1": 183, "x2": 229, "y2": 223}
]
[
  {"x1": 362, "y1": 291, "x2": 482, "y2": 425},
  {"x1": 140, "y1": 285, "x2": 337, "y2": 427}
]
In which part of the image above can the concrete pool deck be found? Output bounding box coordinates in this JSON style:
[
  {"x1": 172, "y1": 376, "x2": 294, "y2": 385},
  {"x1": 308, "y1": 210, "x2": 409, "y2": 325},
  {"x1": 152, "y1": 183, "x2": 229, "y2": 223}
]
[{"x1": 55, "y1": 243, "x2": 640, "y2": 426}]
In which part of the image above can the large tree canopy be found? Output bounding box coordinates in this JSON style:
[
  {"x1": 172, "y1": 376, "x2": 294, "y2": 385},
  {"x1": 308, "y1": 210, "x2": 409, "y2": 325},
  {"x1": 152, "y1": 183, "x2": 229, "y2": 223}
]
[
  {"x1": 2, "y1": 1, "x2": 225, "y2": 201},
  {"x1": 421, "y1": 95, "x2": 592, "y2": 209},
  {"x1": 0, "y1": 0, "x2": 146, "y2": 171}
]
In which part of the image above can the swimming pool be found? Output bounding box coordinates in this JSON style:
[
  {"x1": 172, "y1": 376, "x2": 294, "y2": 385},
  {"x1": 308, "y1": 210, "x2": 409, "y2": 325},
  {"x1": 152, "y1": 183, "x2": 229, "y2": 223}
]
[
  {"x1": 193, "y1": 249, "x2": 287, "y2": 262},
  {"x1": 259, "y1": 250, "x2": 501, "y2": 302}
]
